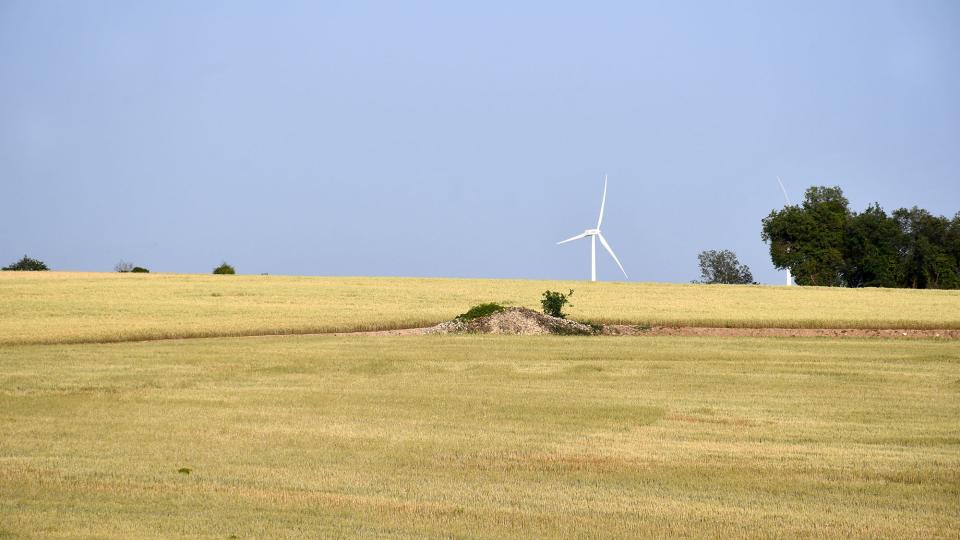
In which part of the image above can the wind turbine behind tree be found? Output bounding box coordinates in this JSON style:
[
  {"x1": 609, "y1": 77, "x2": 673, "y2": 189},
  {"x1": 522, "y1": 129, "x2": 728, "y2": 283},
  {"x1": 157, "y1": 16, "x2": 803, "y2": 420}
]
[{"x1": 776, "y1": 176, "x2": 795, "y2": 286}]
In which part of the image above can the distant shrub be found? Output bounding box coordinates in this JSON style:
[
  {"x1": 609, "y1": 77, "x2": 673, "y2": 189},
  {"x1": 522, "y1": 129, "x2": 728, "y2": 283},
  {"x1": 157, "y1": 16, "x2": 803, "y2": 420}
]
[
  {"x1": 3, "y1": 255, "x2": 48, "y2": 271},
  {"x1": 455, "y1": 302, "x2": 504, "y2": 321},
  {"x1": 213, "y1": 262, "x2": 235, "y2": 275},
  {"x1": 695, "y1": 249, "x2": 754, "y2": 285},
  {"x1": 117, "y1": 260, "x2": 149, "y2": 273},
  {"x1": 541, "y1": 289, "x2": 574, "y2": 319}
]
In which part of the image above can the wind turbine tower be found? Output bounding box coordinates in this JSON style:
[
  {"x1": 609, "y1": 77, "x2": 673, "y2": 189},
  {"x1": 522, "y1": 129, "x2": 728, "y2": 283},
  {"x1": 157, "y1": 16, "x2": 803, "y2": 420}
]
[
  {"x1": 557, "y1": 175, "x2": 629, "y2": 282},
  {"x1": 776, "y1": 176, "x2": 794, "y2": 287}
]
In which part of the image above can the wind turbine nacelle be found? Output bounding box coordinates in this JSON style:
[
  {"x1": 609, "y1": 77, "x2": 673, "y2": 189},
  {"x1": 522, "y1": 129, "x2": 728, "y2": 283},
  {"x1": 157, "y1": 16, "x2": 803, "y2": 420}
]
[{"x1": 584, "y1": 228, "x2": 599, "y2": 235}]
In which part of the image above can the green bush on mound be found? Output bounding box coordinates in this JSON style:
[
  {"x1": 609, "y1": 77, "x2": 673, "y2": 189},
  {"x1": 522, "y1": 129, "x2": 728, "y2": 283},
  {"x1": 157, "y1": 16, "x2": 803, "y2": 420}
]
[
  {"x1": 131, "y1": 267, "x2": 150, "y2": 273},
  {"x1": 541, "y1": 289, "x2": 573, "y2": 319},
  {"x1": 455, "y1": 303, "x2": 505, "y2": 321}
]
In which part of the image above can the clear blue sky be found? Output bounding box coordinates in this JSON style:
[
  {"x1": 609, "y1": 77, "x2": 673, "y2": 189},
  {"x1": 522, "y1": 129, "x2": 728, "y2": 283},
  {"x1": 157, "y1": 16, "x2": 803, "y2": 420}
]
[{"x1": 2, "y1": 1, "x2": 958, "y2": 283}]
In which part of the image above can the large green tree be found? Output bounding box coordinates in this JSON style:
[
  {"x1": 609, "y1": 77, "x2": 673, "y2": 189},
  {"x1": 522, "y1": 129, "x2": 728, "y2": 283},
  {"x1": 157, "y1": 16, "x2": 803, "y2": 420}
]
[
  {"x1": 762, "y1": 186, "x2": 850, "y2": 286},
  {"x1": 893, "y1": 207, "x2": 960, "y2": 289},
  {"x1": 762, "y1": 187, "x2": 959, "y2": 289},
  {"x1": 843, "y1": 204, "x2": 902, "y2": 288}
]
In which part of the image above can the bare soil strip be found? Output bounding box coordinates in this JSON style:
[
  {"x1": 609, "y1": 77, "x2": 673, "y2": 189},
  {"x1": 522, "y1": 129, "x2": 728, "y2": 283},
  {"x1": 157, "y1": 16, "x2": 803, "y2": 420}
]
[
  {"x1": 323, "y1": 308, "x2": 960, "y2": 339},
  {"x1": 94, "y1": 322, "x2": 960, "y2": 345},
  {"x1": 325, "y1": 325, "x2": 960, "y2": 339},
  {"x1": 603, "y1": 325, "x2": 960, "y2": 339}
]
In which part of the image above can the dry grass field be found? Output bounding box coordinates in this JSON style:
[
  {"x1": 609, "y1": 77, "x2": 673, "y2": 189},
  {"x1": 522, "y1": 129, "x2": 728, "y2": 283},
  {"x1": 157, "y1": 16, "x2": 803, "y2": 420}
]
[
  {"x1": 1, "y1": 335, "x2": 958, "y2": 538},
  {"x1": 1, "y1": 273, "x2": 958, "y2": 537},
  {"x1": 1, "y1": 272, "x2": 959, "y2": 345}
]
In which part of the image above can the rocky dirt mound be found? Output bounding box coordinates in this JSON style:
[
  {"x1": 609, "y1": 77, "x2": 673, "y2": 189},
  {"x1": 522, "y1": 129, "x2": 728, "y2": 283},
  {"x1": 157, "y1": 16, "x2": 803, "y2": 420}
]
[{"x1": 428, "y1": 307, "x2": 598, "y2": 336}]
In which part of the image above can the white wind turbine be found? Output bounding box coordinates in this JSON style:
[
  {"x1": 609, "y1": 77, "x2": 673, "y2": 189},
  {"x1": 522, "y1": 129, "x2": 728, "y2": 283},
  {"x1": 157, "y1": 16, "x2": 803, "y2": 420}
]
[
  {"x1": 557, "y1": 175, "x2": 629, "y2": 282},
  {"x1": 776, "y1": 176, "x2": 794, "y2": 287}
]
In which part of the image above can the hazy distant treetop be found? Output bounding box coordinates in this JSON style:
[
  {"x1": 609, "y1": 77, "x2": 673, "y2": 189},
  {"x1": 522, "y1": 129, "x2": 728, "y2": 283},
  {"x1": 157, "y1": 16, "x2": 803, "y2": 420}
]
[
  {"x1": 695, "y1": 250, "x2": 753, "y2": 285},
  {"x1": 213, "y1": 262, "x2": 236, "y2": 275},
  {"x1": 3, "y1": 255, "x2": 49, "y2": 271}
]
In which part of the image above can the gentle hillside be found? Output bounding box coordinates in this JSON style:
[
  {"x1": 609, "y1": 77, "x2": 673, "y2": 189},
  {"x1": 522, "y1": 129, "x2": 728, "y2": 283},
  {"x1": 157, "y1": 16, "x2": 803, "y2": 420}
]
[{"x1": 1, "y1": 272, "x2": 958, "y2": 344}]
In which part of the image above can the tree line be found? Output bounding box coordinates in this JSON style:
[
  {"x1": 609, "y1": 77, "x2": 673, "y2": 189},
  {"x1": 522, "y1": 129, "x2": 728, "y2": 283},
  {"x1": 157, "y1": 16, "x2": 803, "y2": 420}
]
[
  {"x1": 762, "y1": 186, "x2": 960, "y2": 289},
  {"x1": 7, "y1": 187, "x2": 958, "y2": 289},
  {"x1": 2, "y1": 256, "x2": 238, "y2": 275}
]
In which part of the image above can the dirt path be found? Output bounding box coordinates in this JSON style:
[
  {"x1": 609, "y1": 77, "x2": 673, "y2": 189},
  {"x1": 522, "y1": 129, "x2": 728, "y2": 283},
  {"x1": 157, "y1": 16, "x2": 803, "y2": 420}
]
[
  {"x1": 116, "y1": 324, "x2": 960, "y2": 345},
  {"x1": 603, "y1": 325, "x2": 960, "y2": 339},
  {"x1": 326, "y1": 327, "x2": 434, "y2": 337},
  {"x1": 325, "y1": 325, "x2": 960, "y2": 339}
]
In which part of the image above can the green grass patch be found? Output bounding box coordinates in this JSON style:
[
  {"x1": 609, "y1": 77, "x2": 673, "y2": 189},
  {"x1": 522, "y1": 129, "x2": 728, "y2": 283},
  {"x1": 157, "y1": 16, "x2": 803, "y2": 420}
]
[{"x1": 454, "y1": 302, "x2": 505, "y2": 321}]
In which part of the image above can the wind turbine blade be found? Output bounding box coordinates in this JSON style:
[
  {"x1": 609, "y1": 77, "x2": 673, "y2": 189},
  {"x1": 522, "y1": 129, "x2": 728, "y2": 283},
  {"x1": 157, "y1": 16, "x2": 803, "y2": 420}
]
[
  {"x1": 597, "y1": 174, "x2": 608, "y2": 228},
  {"x1": 776, "y1": 176, "x2": 791, "y2": 205},
  {"x1": 557, "y1": 232, "x2": 588, "y2": 245},
  {"x1": 597, "y1": 232, "x2": 628, "y2": 279}
]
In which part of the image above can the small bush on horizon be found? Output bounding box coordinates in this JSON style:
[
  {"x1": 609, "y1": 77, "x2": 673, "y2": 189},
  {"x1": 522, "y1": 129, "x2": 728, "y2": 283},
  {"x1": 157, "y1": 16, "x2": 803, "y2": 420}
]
[
  {"x1": 213, "y1": 263, "x2": 236, "y2": 275},
  {"x1": 131, "y1": 267, "x2": 149, "y2": 273},
  {"x1": 694, "y1": 250, "x2": 754, "y2": 285},
  {"x1": 541, "y1": 289, "x2": 574, "y2": 319},
  {"x1": 455, "y1": 303, "x2": 505, "y2": 321},
  {"x1": 3, "y1": 255, "x2": 49, "y2": 271}
]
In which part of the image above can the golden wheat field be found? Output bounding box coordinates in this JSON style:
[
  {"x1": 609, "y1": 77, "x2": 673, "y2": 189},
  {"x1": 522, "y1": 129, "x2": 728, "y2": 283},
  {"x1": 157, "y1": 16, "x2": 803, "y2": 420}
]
[
  {"x1": 1, "y1": 273, "x2": 959, "y2": 538},
  {"x1": 1, "y1": 335, "x2": 958, "y2": 538},
  {"x1": 1, "y1": 272, "x2": 959, "y2": 345}
]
